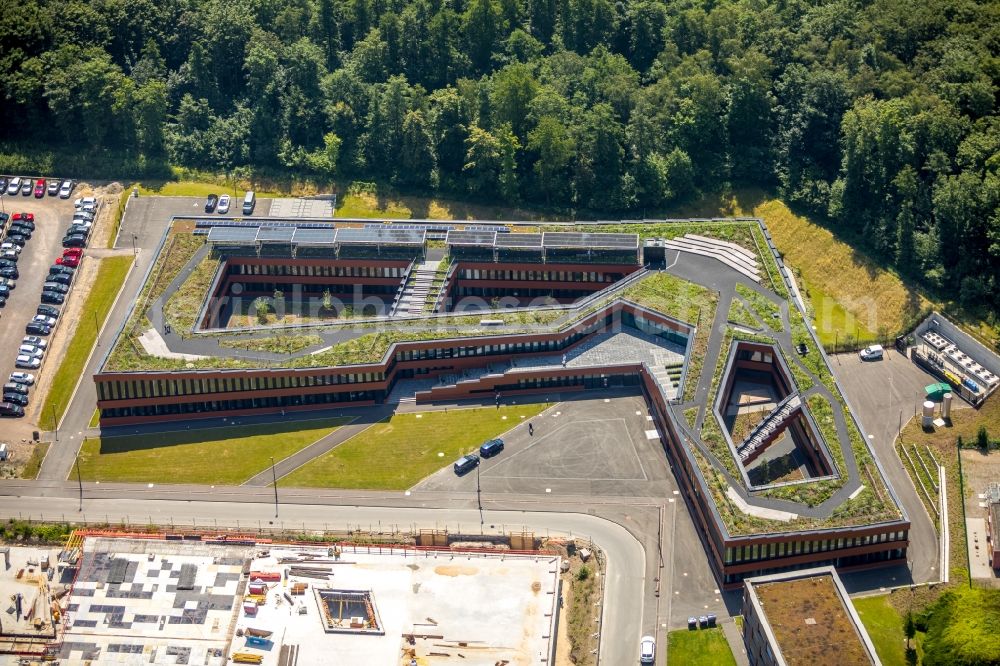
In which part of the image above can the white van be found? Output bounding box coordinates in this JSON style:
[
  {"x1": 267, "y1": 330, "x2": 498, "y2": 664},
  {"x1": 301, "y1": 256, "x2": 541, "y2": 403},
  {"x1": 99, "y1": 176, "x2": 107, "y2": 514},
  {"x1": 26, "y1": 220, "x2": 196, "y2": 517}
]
[
  {"x1": 242, "y1": 191, "x2": 256, "y2": 215},
  {"x1": 859, "y1": 344, "x2": 884, "y2": 361}
]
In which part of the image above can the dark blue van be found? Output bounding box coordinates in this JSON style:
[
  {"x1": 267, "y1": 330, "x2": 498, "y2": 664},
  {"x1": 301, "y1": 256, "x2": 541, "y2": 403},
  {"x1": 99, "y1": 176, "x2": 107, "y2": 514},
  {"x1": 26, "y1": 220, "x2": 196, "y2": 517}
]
[
  {"x1": 479, "y1": 438, "x2": 505, "y2": 458},
  {"x1": 453, "y1": 454, "x2": 480, "y2": 475}
]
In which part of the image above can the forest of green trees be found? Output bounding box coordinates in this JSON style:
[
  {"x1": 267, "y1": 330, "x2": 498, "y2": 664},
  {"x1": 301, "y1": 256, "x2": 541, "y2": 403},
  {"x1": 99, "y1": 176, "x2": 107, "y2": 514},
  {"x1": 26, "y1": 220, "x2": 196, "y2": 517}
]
[{"x1": 0, "y1": 0, "x2": 997, "y2": 307}]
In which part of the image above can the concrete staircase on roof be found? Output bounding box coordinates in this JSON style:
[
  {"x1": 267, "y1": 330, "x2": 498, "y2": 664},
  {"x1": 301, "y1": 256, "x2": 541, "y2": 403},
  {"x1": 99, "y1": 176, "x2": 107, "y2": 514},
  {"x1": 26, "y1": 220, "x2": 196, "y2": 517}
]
[
  {"x1": 661, "y1": 234, "x2": 761, "y2": 282},
  {"x1": 394, "y1": 260, "x2": 440, "y2": 316},
  {"x1": 736, "y1": 393, "x2": 803, "y2": 462}
]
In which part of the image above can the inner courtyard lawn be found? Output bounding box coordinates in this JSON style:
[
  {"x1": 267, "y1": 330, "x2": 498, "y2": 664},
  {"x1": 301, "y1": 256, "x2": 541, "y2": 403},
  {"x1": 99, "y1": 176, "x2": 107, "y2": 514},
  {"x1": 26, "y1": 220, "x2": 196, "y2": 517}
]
[
  {"x1": 76, "y1": 417, "x2": 351, "y2": 485},
  {"x1": 282, "y1": 403, "x2": 550, "y2": 489}
]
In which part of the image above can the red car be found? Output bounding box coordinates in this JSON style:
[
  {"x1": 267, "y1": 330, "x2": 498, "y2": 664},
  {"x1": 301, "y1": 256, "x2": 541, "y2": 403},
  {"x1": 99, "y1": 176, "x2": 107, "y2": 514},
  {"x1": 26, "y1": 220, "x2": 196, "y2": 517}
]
[
  {"x1": 33, "y1": 179, "x2": 46, "y2": 198},
  {"x1": 11, "y1": 212, "x2": 34, "y2": 223},
  {"x1": 56, "y1": 255, "x2": 80, "y2": 267},
  {"x1": 62, "y1": 248, "x2": 83, "y2": 257}
]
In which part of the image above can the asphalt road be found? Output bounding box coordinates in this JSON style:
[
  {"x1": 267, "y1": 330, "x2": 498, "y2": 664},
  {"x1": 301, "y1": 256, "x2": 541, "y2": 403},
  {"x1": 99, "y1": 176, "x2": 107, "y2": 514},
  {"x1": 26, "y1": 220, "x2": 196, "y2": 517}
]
[
  {"x1": 0, "y1": 483, "x2": 646, "y2": 665},
  {"x1": 831, "y1": 350, "x2": 942, "y2": 584}
]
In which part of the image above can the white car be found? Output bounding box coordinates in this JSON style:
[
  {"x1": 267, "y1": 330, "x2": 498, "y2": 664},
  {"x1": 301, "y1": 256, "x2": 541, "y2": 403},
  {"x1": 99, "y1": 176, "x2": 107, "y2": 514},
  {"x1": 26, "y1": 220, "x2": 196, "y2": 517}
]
[
  {"x1": 0, "y1": 250, "x2": 17, "y2": 261},
  {"x1": 6, "y1": 177, "x2": 21, "y2": 195},
  {"x1": 15, "y1": 355, "x2": 40, "y2": 369},
  {"x1": 32, "y1": 315, "x2": 57, "y2": 327},
  {"x1": 217, "y1": 194, "x2": 231, "y2": 214},
  {"x1": 22, "y1": 336, "x2": 47, "y2": 349},
  {"x1": 859, "y1": 344, "x2": 884, "y2": 361},
  {"x1": 640, "y1": 636, "x2": 655, "y2": 664},
  {"x1": 9, "y1": 372, "x2": 35, "y2": 385},
  {"x1": 0, "y1": 242, "x2": 21, "y2": 254},
  {"x1": 59, "y1": 180, "x2": 73, "y2": 198},
  {"x1": 18, "y1": 345, "x2": 44, "y2": 358},
  {"x1": 74, "y1": 196, "x2": 97, "y2": 212}
]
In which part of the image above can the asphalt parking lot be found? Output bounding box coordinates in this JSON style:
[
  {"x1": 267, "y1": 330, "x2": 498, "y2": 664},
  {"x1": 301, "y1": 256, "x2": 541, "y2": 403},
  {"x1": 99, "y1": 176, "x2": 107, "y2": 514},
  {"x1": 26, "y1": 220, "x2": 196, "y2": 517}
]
[
  {"x1": 831, "y1": 348, "x2": 944, "y2": 585},
  {"x1": 0, "y1": 185, "x2": 78, "y2": 411}
]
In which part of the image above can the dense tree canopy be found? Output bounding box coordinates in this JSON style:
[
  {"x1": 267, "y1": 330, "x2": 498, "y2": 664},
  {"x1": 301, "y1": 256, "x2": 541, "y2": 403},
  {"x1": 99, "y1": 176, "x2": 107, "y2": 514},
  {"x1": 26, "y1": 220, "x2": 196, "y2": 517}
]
[{"x1": 1, "y1": 0, "x2": 998, "y2": 308}]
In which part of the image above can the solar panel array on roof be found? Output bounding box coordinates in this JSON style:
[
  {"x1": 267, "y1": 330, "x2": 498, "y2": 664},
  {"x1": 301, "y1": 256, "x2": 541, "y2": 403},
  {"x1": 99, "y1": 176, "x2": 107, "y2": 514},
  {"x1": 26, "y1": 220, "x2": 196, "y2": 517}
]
[
  {"x1": 496, "y1": 233, "x2": 543, "y2": 248},
  {"x1": 363, "y1": 223, "x2": 455, "y2": 233},
  {"x1": 337, "y1": 227, "x2": 426, "y2": 245},
  {"x1": 256, "y1": 227, "x2": 295, "y2": 242},
  {"x1": 196, "y1": 219, "x2": 334, "y2": 230},
  {"x1": 445, "y1": 230, "x2": 497, "y2": 246},
  {"x1": 291, "y1": 228, "x2": 337, "y2": 245},
  {"x1": 542, "y1": 232, "x2": 638, "y2": 249},
  {"x1": 463, "y1": 224, "x2": 510, "y2": 232},
  {"x1": 207, "y1": 226, "x2": 258, "y2": 244}
]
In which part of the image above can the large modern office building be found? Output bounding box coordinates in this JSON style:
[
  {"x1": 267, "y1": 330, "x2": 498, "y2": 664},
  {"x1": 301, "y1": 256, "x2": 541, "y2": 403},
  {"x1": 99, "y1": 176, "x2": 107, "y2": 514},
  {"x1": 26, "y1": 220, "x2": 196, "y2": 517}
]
[{"x1": 94, "y1": 218, "x2": 909, "y2": 588}]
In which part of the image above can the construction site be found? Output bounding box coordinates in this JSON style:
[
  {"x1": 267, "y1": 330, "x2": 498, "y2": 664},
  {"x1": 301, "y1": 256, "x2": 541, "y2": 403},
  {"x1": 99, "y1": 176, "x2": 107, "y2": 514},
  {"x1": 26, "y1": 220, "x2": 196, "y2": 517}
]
[{"x1": 0, "y1": 532, "x2": 562, "y2": 665}]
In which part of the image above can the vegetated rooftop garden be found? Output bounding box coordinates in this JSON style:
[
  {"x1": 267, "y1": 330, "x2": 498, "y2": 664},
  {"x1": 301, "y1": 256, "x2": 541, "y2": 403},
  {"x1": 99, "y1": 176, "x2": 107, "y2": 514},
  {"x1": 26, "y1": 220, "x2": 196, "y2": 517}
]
[{"x1": 102, "y1": 221, "x2": 735, "y2": 373}]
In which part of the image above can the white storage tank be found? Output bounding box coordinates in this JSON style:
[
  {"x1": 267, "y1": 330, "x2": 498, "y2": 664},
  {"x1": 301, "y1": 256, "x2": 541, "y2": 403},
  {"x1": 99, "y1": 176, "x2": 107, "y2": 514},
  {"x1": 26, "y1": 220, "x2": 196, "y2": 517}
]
[
  {"x1": 942, "y1": 392, "x2": 953, "y2": 419},
  {"x1": 922, "y1": 400, "x2": 936, "y2": 428}
]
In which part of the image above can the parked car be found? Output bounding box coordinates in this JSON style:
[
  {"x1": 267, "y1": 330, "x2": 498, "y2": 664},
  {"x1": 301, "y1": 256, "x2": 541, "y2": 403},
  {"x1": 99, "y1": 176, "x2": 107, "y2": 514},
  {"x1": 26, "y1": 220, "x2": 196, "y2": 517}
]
[
  {"x1": 0, "y1": 296, "x2": 6, "y2": 307},
  {"x1": 14, "y1": 354, "x2": 42, "y2": 370},
  {"x1": 32, "y1": 314, "x2": 56, "y2": 327},
  {"x1": 22, "y1": 336, "x2": 47, "y2": 349},
  {"x1": 20, "y1": 179, "x2": 32, "y2": 195},
  {"x1": 859, "y1": 344, "x2": 884, "y2": 361},
  {"x1": 6, "y1": 177, "x2": 21, "y2": 195},
  {"x1": 63, "y1": 247, "x2": 83, "y2": 257},
  {"x1": 0, "y1": 285, "x2": 10, "y2": 297},
  {"x1": 42, "y1": 281, "x2": 68, "y2": 294},
  {"x1": 59, "y1": 179, "x2": 73, "y2": 198},
  {"x1": 18, "y1": 345, "x2": 44, "y2": 358},
  {"x1": 217, "y1": 194, "x2": 231, "y2": 214},
  {"x1": 640, "y1": 636, "x2": 655, "y2": 664},
  {"x1": 25, "y1": 322, "x2": 51, "y2": 336},
  {"x1": 56, "y1": 255, "x2": 80, "y2": 266},
  {"x1": 479, "y1": 438, "x2": 504, "y2": 458},
  {"x1": 62, "y1": 235, "x2": 87, "y2": 248},
  {"x1": 33, "y1": 179, "x2": 45, "y2": 197},
  {"x1": 0, "y1": 267, "x2": 18, "y2": 279},
  {"x1": 0, "y1": 250, "x2": 17, "y2": 262},
  {"x1": 72, "y1": 211, "x2": 95, "y2": 222},
  {"x1": 2, "y1": 392, "x2": 28, "y2": 406},
  {"x1": 0, "y1": 212, "x2": 7, "y2": 226},
  {"x1": 9, "y1": 372, "x2": 34, "y2": 385},
  {"x1": 11, "y1": 212, "x2": 33, "y2": 223},
  {"x1": 0, "y1": 402, "x2": 25, "y2": 417},
  {"x1": 0, "y1": 277, "x2": 15, "y2": 288},
  {"x1": 0, "y1": 242, "x2": 21, "y2": 254},
  {"x1": 74, "y1": 196, "x2": 97, "y2": 211},
  {"x1": 47, "y1": 179, "x2": 59, "y2": 196},
  {"x1": 8, "y1": 224, "x2": 32, "y2": 237},
  {"x1": 40, "y1": 290, "x2": 65, "y2": 304},
  {"x1": 15, "y1": 355, "x2": 41, "y2": 369},
  {"x1": 49, "y1": 265, "x2": 74, "y2": 277},
  {"x1": 453, "y1": 453, "x2": 480, "y2": 475},
  {"x1": 0, "y1": 177, "x2": 7, "y2": 193},
  {"x1": 46, "y1": 273, "x2": 71, "y2": 286},
  {"x1": 0, "y1": 258, "x2": 16, "y2": 268},
  {"x1": 36, "y1": 304, "x2": 59, "y2": 318},
  {"x1": 204, "y1": 193, "x2": 219, "y2": 213}
]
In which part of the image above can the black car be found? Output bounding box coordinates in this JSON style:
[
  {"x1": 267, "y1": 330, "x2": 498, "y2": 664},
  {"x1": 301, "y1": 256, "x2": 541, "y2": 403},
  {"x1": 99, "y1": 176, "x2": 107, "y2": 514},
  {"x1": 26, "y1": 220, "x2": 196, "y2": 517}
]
[
  {"x1": 8, "y1": 225, "x2": 32, "y2": 237},
  {"x1": 37, "y1": 304, "x2": 60, "y2": 318},
  {"x1": 49, "y1": 265, "x2": 74, "y2": 276},
  {"x1": 42, "y1": 281, "x2": 68, "y2": 294},
  {"x1": 46, "y1": 273, "x2": 72, "y2": 286},
  {"x1": 0, "y1": 177, "x2": 7, "y2": 193},
  {"x1": 5, "y1": 234, "x2": 27, "y2": 246},
  {"x1": 40, "y1": 290, "x2": 65, "y2": 304},
  {"x1": 0, "y1": 295, "x2": 6, "y2": 307},
  {"x1": 2, "y1": 392, "x2": 28, "y2": 406},
  {"x1": 25, "y1": 322, "x2": 51, "y2": 336},
  {"x1": 0, "y1": 211, "x2": 8, "y2": 225},
  {"x1": 0, "y1": 402, "x2": 24, "y2": 417},
  {"x1": 12, "y1": 218, "x2": 34, "y2": 230},
  {"x1": 0, "y1": 258, "x2": 16, "y2": 268},
  {"x1": 3, "y1": 382, "x2": 28, "y2": 395},
  {"x1": 62, "y1": 235, "x2": 87, "y2": 248},
  {"x1": 0, "y1": 267, "x2": 18, "y2": 279},
  {"x1": 205, "y1": 193, "x2": 219, "y2": 212},
  {"x1": 479, "y1": 438, "x2": 505, "y2": 458}
]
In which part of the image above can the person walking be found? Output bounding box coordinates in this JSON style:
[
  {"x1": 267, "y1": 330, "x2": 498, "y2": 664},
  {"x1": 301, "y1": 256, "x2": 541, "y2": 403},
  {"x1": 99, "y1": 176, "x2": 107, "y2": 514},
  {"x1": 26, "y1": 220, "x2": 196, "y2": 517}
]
[{"x1": 528, "y1": 422, "x2": 534, "y2": 436}]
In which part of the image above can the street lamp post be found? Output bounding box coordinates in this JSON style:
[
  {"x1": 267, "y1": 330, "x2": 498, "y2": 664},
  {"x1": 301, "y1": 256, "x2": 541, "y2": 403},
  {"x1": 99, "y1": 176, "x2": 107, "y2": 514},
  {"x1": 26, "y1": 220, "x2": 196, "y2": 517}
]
[
  {"x1": 131, "y1": 234, "x2": 137, "y2": 257},
  {"x1": 476, "y1": 462, "x2": 483, "y2": 528},
  {"x1": 270, "y1": 456, "x2": 279, "y2": 518},
  {"x1": 75, "y1": 451, "x2": 83, "y2": 512}
]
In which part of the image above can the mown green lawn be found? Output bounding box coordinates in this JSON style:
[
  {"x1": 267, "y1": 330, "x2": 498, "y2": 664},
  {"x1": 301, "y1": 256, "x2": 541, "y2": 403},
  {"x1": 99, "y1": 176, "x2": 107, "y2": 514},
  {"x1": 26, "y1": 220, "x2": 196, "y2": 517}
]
[
  {"x1": 77, "y1": 418, "x2": 350, "y2": 484},
  {"x1": 853, "y1": 594, "x2": 922, "y2": 666},
  {"x1": 666, "y1": 628, "x2": 736, "y2": 666},
  {"x1": 282, "y1": 404, "x2": 549, "y2": 489},
  {"x1": 39, "y1": 255, "x2": 134, "y2": 431}
]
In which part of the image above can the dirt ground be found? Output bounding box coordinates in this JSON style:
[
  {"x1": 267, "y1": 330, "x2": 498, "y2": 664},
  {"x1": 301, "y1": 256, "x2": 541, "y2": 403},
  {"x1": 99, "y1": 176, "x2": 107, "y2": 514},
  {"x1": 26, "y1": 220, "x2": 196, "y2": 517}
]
[{"x1": 1, "y1": 182, "x2": 126, "y2": 473}]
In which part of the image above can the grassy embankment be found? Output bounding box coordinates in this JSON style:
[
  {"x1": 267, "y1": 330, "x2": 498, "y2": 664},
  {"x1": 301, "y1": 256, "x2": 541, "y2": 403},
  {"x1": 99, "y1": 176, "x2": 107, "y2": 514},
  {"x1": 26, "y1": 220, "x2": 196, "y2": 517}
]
[
  {"x1": 77, "y1": 417, "x2": 351, "y2": 484},
  {"x1": 282, "y1": 404, "x2": 549, "y2": 489},
  {"x1": 38, "y1": 255, "x2": 134, "y2": 432}
]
